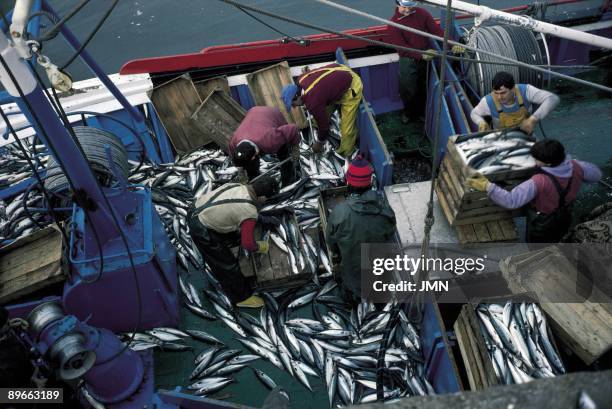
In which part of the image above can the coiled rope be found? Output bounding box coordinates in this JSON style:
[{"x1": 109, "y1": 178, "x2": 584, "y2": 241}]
[{"x1": 467, "y1": 24, "x2": 546, "y2": 95}]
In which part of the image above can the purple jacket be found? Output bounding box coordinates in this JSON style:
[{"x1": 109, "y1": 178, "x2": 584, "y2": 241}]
[
  {"x1": 487, "y1": 157, "x2": 602, "y2": 209},
  {"x1": 228, "y1": 106, "x2": 299, "y2": 155}
]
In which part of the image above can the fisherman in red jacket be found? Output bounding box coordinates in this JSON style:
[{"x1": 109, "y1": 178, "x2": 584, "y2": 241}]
[
  {"x1": 389, "y1": 0, "x2": 464, "y2": 122},
  {"x1": 281, "y1": 63, "x2": 363, "y2": 158},
  {"x1": 229, "y1": 106, "x2": 300, "y2": 187}
]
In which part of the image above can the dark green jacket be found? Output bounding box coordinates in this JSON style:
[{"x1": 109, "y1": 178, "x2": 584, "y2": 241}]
[{"x1": 326, "y1": 190, "x2": 397, "y2": 297}]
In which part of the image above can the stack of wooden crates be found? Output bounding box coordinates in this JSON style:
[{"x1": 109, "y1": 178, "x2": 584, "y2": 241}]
[{"x1": 436, "y1": 135, "x2": 534, "y2": 243}]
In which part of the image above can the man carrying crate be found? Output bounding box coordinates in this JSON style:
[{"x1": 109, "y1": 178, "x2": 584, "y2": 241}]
[
  {"x1": 326, "y1": 156, "x2": 397, "y2": 303},
  {"x1": 467, "y1": 139, "x2": 601, "y2": 242}
]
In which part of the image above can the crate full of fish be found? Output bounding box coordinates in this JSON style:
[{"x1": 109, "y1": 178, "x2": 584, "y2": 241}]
[
  {"x1": 240, "y1": 213, "x2": 313, "y2": 291},
  {"x1": 436, "y1": 130, "x2": 536, "y2": 227},
  {"x1": 453, "y1": 303, "x2": 566, "y2": 391}
]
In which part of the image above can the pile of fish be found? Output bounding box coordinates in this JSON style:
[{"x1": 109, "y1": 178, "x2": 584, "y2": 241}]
[
  {"x1": 0, "y1": 141, "x2": 50, "y2": 244},
  {"x1": 456, "y1": 130, "x2": 536, "y2": 175},
  {"x1": 476, "y1": 302, "x2": 566, "y2": 385},
  {"x1": 131, "y1": 268, "x2": 433, "y2": 404},
  {"x1": 1, "y1": 117, "x2": 434, "y2": 406}
]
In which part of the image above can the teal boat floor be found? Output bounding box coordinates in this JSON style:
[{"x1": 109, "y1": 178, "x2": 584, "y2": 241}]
[{"x1": 154, "y1": 271, "x2": 331, "y2": 408}]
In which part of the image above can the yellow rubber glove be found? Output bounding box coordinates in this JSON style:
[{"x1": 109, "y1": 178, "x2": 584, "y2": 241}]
[
  {"x1": 519, "y1": 116, "x2": 538, "y2": 135},
  {"x1": 467, "y1": 173, "x2": 490, "y2": 192},
  {"x1": 236, "y1": 295, "x2": 264, "y2": 308},
  {"x1": 478, "y1": 122, "x2": 491, "y2": 132},
  {"x1": 422, "y1": 49, "x2": 436, "y2": 61},
  {"x1": 256, "y1": 240, "x2": 269, "y2": 254},
  {"x1": 451, "y1": 44, "x2": 466, "y2": 54}
]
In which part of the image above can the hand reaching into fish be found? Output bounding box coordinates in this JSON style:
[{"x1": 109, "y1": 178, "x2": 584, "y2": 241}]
[{"x1": 519, "y1": 116, "x2": 538, "y2": 135}]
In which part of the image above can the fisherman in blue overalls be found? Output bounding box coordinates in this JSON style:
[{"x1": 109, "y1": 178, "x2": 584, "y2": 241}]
[{"x1": 471, "y1": 71, "x2": 560, "y2": 134}]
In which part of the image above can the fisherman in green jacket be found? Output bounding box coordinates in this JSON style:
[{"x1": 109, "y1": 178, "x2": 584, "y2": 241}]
[{"x1": 326, "y1": 156, "x2": 397, "y2": 303}]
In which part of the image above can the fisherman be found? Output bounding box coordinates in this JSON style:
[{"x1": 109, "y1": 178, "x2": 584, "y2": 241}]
[
  {"x1": 326, "y1": 156, "x2": 397, "y2": 303},
  {"x1": 187, "y1": 175, "x2": 279, "y2": 308},
  {"x1": 281, "y1": 63, "x2": 363, "y2": 158},
  {"x1": 471, "y1": 71, "x2": 560, "y2": 134},
  {"x1": 229, "y1": 106, "x2": 301, "y2": 187},
  {"x1": 389, "y1": 0, "x2": 464, "y2": 122},
  {"x1": 467, "y1": 139, "x2": 602, "y2": 242}
]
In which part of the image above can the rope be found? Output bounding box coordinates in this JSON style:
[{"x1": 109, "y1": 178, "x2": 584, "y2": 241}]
[
  {"x1": 213, "y1": 0, "x2": 610, "y2": 92},
  {"x1": 59, "y1": 0, "x2": 119, "y2": 70},
  {"x1": 407, "y1": 0, "x2": 454, "y2": 324},
  {"x1": 233, "y1": 5, "x2": 303, "y2": 44},
  {"x1": 308, "y1": 0, "x2": 612, "y2": 94},
  {"x1": 467, "y1": 24, "x2": 545, "y2": 95}
]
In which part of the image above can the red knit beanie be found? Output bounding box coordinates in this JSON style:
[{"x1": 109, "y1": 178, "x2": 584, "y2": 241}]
[{"x1": 346, "y1": 155, "x2": 373, "y2": 188}]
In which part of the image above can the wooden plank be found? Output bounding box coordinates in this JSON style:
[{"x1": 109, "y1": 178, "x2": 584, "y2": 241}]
[
  {"x1": 193, "y1": 76, "x2": 230, "y2": 100},
  {"x1": 150, "y1": 76, "x2": 207, "y2": 153},
  {"x1": 246, "y1": 61, "x2": 307, "y2": 128},
  {"x1": 472, "y1": 222, "x2": 492, "y2": 242},
  {"x1": 437, "y1": 173, "x2": 459, "y2": 215},
  {"x1": 443, "y1": 156, "x2": 465, "y2": 198},
  {"x1": 498, "y1": 218, "x2": 518, "y2": 240},
  {"x1": 453, "y1": 212, "x2": 517, "y2": 227},
  {"x1": 500, "y1": 247, "x2": 612, "y2": 364},
  {"x1": 485, "y1": 220, "x2": 505, "y2": 242},
  {"x1": 455, "y1": 204, "x2": 511, "y2": 221},
  {"x1": 435, "y1": 181, "x2": 457, "y2": 226},
  {"x1": 454, "y1": 314, "x2": 484, "y2": 390},
  {"x1": 440, "y1": 166, "x2": 461, "y2": 207},
  {"x1": 191, "y1": 90, "x2": 246, "y2": 151},
  {"x1": 0, "y1": 226, "x2": 65, "y2": 303},
  {"x1": 463, "y1": 306, "x2": 500, "y2": 388},
  {"x1": 456, "y1": 224, "x2": 478, "y2": 244}
]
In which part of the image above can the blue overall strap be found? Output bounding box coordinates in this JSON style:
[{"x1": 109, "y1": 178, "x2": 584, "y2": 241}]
[{"x1": 516, "y1": 84, "x2": 531, "y2": 111}]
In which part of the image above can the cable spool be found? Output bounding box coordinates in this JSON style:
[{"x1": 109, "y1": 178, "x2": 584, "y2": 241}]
[
  {"x1": 467, "y1": 24, "x2": 546, "y2": 96},
  {"x1": 44, "y1": 126, "x2": 129, "y2": 195}
]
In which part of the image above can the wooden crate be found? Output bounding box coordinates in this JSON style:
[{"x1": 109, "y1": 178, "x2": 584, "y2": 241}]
[
  {"x1": 149, "y1": 75, "x2": 209, "y2": 153},
  {"x1": 239, "y1": 214, "x2": 312, "y2": 291},
  {"x1": 453, "y1": 304, "x2": 500, "y2": 390},
  {"x1": 500, "y1": 246, "x2": 612, "y2": 365},
  {"x1": 246, "y1": 61, "x2": 307, "y2": 128},
  {"x1": 0, "y1": 226, "x2": 65, "y2": 303},
  {"x1": 193, "y1": 76, "x2": 231, "y2": 100},
  {"x1": 318, "y1": 186, "x2": 349, "y2": 272},
  {"x1": 191, "y1": 90, "x2": 246, "y2": 151}
]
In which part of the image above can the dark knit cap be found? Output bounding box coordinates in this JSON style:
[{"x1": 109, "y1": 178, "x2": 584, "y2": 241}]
[
  {"x1": 346, "y1": 155, "x2": 373, "y2": 188},
  {"x1": 233, "y1": 141, "x2": 257, "y2": 167}
]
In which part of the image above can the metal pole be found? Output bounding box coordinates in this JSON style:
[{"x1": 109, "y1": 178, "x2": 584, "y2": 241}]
[
  {"x1": 0, "y1": 30, "x2": 116, "y2": 240},
  {"x1": 42, "y1": 0, "x2": 162, "y2": 164},
  {"x1": 420, "y1": 0, "x2": 612, "y2": 50}
]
